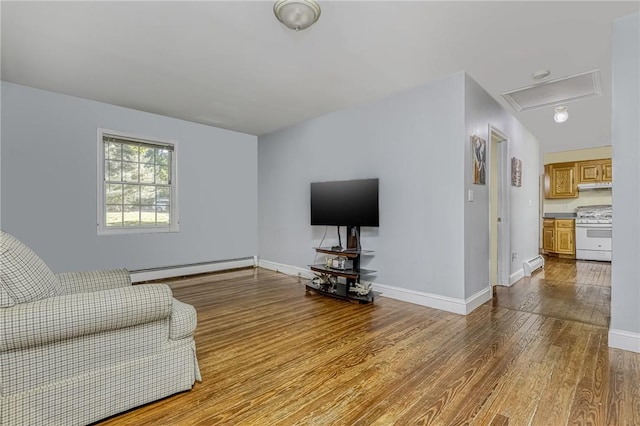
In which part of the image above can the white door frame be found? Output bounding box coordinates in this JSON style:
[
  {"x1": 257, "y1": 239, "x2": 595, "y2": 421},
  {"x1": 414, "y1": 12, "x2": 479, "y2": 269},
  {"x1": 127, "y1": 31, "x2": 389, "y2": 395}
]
[{"x1": 490, "y1": 125, "x2": 511, "y2": 288}]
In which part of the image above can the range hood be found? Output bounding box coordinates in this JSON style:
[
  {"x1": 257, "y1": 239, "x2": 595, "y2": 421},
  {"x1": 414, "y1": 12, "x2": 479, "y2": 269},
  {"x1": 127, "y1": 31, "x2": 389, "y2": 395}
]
[{"x1": 578, "y1": 182, "x2": 612, "y2": 190}]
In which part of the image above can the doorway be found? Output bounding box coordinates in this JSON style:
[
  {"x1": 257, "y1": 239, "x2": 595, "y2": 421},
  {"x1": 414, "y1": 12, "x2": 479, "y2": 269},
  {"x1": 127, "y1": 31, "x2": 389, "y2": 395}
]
[{"x1": 489, "y1": 126, "x2": 510, "y2": 289}]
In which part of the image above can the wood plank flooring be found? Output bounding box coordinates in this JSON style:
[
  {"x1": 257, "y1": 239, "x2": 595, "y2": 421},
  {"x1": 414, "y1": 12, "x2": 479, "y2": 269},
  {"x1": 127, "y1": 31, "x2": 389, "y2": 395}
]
[
  {"x1": 493, "y1": 257, "x2": 611, "y2": 327},
  {"x1": 98, "y1": 257, "x2": 640, "y2": 425}
]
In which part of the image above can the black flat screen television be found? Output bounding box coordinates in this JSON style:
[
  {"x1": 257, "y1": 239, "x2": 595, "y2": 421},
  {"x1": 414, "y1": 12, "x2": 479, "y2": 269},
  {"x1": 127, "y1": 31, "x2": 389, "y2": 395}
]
[{"x1": 310, "y1": 178, "x2": 379, "y2": 227}]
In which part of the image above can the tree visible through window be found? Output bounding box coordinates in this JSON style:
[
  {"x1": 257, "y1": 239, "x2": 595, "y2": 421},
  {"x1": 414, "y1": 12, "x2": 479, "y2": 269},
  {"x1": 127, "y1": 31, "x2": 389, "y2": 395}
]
[{"x1": 98, "y1": 130, "x2": 178, "y2": 234}]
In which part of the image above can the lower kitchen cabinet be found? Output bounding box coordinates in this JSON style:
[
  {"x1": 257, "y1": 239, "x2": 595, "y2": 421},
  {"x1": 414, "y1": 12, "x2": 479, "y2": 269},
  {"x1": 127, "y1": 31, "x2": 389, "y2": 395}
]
[
  {"x1": 543, "y1": 219, "x2": 555, "y2": 252},
  {"x1": 542, "y1": 218, "x2": 575, "y2": 258}
]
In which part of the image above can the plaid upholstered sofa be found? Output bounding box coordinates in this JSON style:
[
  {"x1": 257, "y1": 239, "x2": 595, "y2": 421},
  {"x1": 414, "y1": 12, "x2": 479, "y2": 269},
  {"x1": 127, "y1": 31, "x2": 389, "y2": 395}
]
[{"x1": 0, "y1": 230, "x2": 201, "y2": 425}]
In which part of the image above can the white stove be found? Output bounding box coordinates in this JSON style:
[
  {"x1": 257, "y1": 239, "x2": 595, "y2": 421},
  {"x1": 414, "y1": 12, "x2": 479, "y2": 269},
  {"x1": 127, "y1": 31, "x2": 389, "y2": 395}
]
[{"x1": 575, "y1": 205, "x2": 612, "y2": 261}]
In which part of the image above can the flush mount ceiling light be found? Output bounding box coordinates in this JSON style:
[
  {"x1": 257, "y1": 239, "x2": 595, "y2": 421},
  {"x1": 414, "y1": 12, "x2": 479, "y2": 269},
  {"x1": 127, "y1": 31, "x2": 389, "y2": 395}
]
[
  {"x1": 554, "y1": 106, "x2": 569, "y2": 123},
  {"x1": 274, "y1": 0, "x2": 321, "y2": 31},
  {"x1": 532, "y1": 69, "x2": 551, "y2": 80}
]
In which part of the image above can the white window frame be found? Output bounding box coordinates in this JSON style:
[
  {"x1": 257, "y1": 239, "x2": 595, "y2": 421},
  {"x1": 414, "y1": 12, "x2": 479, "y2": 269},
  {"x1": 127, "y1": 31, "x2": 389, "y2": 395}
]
[{"x1": 97, "y1": 128, "x2": 179, "y2": 235}]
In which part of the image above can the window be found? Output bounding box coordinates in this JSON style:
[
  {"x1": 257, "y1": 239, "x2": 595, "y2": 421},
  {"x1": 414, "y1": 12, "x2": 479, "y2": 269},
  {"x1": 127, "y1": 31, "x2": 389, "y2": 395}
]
[{"x1": 97, "y1": 129, "x2": 178, "y2": 234}]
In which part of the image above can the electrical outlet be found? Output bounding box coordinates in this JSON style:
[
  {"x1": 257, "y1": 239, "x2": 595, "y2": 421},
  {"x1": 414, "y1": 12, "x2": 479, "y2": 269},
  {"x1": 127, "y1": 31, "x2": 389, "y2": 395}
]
[{"x1": 511, "y1": 252, "x2": 517, "y2": 262}]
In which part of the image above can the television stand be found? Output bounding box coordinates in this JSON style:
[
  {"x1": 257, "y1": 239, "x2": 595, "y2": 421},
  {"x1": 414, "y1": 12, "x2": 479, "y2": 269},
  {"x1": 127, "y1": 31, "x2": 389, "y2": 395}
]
[{"x1": 306, "y1": 244, "x2": 377, "y2": 303}]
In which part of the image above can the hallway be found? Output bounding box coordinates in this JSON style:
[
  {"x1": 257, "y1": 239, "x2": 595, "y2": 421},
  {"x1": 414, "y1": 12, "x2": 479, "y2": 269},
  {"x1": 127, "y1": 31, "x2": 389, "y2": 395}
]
[{"x1": 494, "y1": 256, "x2": 611, "y2": 327}]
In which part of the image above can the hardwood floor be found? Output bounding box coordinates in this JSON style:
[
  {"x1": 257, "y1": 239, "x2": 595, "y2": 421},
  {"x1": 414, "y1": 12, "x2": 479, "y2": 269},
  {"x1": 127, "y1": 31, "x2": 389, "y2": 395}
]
[
  {"x1": 98, "y1": 258, "x2": 639, "y2": 425},
  {"x1": 494, "y1": 257, "x2": 611, "y2": 327}
]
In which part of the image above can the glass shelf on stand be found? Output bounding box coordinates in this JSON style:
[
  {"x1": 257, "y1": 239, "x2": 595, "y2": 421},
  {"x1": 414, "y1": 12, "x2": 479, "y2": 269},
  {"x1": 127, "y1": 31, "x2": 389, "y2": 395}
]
[{"x1": 307, "y1": 246, "x2": 377, "y2": 304}]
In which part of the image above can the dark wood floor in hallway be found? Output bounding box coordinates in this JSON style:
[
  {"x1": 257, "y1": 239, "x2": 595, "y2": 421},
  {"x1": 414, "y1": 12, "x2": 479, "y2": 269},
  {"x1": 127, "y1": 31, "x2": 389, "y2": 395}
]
[{"x1": 99, "y1": 257, "x2": 639, "y2": 425}]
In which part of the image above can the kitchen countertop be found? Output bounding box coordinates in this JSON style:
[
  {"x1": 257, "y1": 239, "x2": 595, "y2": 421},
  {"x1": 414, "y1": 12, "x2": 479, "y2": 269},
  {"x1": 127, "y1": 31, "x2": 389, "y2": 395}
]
[{"x1": 543, "y1": 213, "x2": 577, "y2": 219}]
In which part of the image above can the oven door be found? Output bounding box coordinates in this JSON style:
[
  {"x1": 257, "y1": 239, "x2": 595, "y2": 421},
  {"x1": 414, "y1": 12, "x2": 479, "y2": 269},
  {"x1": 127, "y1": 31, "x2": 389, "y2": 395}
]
[{"x1": 575, "y1": 224, "x2": 612, "y2": 260}]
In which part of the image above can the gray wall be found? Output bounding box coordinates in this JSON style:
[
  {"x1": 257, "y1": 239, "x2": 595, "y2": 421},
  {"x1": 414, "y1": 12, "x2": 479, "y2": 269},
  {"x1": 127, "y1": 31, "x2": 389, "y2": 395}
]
[
  {"x1": 1, "y1": 82, "x2": 258, "y2": 273},
  {"x1": 464, "y1": 75, "x2": 540, "y2": 297},
  {"x1": 258, "y1": 71, "x2": 540, "y2": 303},
  {"x1": 259, "y1": 73, "x2": 467, "y2": 299},
  {"x1": 611, "y1": 13, "x2": 640, "y2": 336}
]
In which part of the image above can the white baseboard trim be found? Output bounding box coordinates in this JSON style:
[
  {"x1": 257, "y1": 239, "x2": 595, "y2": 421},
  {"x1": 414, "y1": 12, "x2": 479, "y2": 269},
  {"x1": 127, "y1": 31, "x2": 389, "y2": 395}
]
[
  {"x1": 608, "y1": 329, "x2": 640, "y2": 353},
  {"x1": 370, "y1": 281, "x2": 491, "y2": 315},
  {"x1": 257, "y1": 259, "x2": 490, "y2": 315},
  {"x1": 509, "y1": 268, "x2": 524, "y2": 286},
  {"x1": 258, "y1": 259, "x2": 315, "y2": 280},
  {"x1": 131, "y1": 257, "x2": 255, "y2": 282},
  {"x1": 465, "y1": 286, "x2": 493, "y2": 314}
]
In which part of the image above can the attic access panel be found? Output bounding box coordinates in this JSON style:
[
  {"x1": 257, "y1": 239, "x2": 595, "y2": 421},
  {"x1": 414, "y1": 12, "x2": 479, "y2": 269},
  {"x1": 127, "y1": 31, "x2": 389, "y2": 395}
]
[{"x1": 501, "y1": 70, "x2": 602, "y2": 112}]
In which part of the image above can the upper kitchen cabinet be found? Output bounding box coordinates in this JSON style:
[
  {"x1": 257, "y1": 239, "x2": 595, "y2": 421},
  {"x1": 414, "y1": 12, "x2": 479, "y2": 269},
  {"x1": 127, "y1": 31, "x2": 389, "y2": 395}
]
[
  {"x1": 577, "y1": 158, "x2": 612, "y2": 183},
  {"x1": 545, "y1": 162, "x2": 578, "y2": 199}
]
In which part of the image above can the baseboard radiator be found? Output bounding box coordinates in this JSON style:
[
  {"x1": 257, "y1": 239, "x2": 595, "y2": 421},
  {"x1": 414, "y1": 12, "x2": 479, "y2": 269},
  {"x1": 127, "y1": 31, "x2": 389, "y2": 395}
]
[
  {"x1": 523, "y1": 255, "x2": 545, "y2": 277},
  {"x1": 130, "y1": 257, "x2": 256, "y2": 282}
]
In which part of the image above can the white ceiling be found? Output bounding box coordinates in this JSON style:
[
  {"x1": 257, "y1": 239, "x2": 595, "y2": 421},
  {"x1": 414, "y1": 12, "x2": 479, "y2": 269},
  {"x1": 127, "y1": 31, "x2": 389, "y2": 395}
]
[{"x1": 2, "y1": 1, "x2": 638, "y2": 154}]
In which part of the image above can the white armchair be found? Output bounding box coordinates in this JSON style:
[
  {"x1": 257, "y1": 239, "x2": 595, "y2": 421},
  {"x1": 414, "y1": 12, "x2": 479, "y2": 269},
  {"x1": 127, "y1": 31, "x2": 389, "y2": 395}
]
[{"x1": 0, "y1": 231, "x2": 201, "y2": 425}]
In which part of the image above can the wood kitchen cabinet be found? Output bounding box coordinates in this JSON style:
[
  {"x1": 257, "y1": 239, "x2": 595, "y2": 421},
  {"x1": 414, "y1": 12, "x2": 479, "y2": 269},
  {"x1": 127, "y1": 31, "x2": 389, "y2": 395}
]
[
  {"x1": 543, "y1": 219, "x2": 555, "y2": 252},
  {"x1": 542, "y1": 218, "x2": 575, "y2": 258},
  {"x1": 545, "y1": 162, "x2": 578, "y2": 199},
  {"x1": 555, "y1": 220, "x2": 575, "y2": 255},
  {"x1": 577, "y1": 158, "x2": 612, "y2": 183}
]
